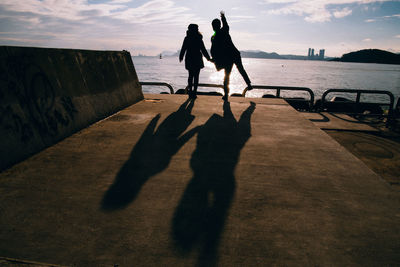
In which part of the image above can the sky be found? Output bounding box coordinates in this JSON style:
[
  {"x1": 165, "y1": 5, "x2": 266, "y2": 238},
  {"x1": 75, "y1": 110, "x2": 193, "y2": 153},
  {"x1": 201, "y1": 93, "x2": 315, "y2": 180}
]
[{"x1": 0, "y1": 0, "x2": 399, "y2": 57}]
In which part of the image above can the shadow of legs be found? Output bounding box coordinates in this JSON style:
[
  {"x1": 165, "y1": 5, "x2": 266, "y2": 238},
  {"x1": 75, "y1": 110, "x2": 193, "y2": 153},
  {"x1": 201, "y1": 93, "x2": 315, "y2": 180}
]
[
  {"x1": 172, "y1": 101, "x2": 256, "y2": 266},
  {"x1": 101, "y1": 99, "x2": 198, "y2": 211}
]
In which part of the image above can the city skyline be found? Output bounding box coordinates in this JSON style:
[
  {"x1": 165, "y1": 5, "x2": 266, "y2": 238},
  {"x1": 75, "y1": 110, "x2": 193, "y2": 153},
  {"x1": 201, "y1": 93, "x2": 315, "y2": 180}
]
[{"x1": 0, "y1": 0, "x2": 399, "y2": 57}]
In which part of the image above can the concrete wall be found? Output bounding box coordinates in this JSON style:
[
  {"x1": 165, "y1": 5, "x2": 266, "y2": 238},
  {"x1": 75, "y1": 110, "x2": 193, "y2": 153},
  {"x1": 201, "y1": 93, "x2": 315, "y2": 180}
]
[{"x1": 0, "y1": 46, "x2": 143, "y2": 171}]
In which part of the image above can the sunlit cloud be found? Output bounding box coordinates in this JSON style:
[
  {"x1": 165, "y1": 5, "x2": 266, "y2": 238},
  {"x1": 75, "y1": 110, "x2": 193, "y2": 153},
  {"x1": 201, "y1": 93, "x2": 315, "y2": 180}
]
[
  {"x1": 0, "y1": 0, "x2": 399, "y2": 56},
  {"x1": 0, "y1": 0, "x2": 125, "y2": 21},
  {"x1": 110, "y1": 0, "x2": 197, "y2": 25},
  {"x1": 109, "y1": 0, "x2": 132, "y2": 3},
  {"x1": 333, "y1": 7, "x2": 352, "y2": 18},
  {"x1": 362, "y1": 38, "x2": 372, "y2": 42},
  {"x1": 263, "y1": 0, "x2": 395, "y2": 23},
  {"x1": 0, "y1": 0, "x2": 205, "y2": 54},
  {"x1": 228, "y1": 15, "x2": 257, "y2": 23},
  {"x1": 0, "y1": 0, "x2": 200, "y2": 25}
]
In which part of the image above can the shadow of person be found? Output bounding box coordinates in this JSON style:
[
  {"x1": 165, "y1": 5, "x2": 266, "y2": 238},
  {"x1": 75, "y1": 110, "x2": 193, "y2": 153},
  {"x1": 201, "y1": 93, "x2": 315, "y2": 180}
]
[
  {"x1": 172, "y1": 101, "x2": 256, "y2": 266},
  {"x1": 102, "y1": 98, "x2": 199, "y2": 211}
]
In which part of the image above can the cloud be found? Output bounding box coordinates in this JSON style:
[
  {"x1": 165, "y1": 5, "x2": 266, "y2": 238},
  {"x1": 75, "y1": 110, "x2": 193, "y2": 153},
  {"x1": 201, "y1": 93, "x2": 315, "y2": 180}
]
[
  {"x1": 395, "y1": 35, "x2": 400, "y2": 39},
  {"x1": 263, "y1": 0, "x2": 394, "y2": 23},
  {"x1": 0, "y1": 0, "x2": 205, "y2": 54},
  {"x1": 0, "y1": 0, "x2": 125, "y2": 21},
  {"x1": 362, "y1": 38, "x2": 372, "y2": 42},
  {"x1": 365, "y1": 13, "x2": 400, "y2": 23},
  {"x1": 228, "y1": 15, "x2": 257, "y2": 23},
  {"x1": 333, "y1": 7, "x2": 352, "y2": 18},
  {"x1": 0, "y1": 0, "x2": 200, "y2": 25},
  {"x1": 109, "y1": 0, "x2": 132, "y2": 3},
  {"x1": 383, "y1": 14, "x2": 400, "y2": 19}
]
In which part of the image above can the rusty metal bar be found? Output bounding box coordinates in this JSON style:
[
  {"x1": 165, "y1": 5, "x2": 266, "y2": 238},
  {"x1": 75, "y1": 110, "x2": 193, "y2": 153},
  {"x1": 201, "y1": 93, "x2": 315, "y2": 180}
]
[
  {"x1": 321, "y1": 89, "x2": 394, "y2": 111},
  {"x1": 321, "y1": 89, "x2": 395, "y2": 126},
  {"x1": 242, "y1": 85, "x2": 314, "y2": 109},
  {"x1": 140, "y1": 82, "x2": 174, "y2": 94}
]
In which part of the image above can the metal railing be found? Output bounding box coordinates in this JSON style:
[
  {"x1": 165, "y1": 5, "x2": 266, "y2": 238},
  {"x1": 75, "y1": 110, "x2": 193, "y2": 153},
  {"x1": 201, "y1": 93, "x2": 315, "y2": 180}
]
[
  {"x1": 140, "y1": 82, "x2": 174, "y2": 94},
  {"x1": 321, "y1": 89, "x2": 395, "y2": 114},
  {"x1": 321, "y1": 89, "x2": 395, "y2": 126},
  {"x1": 242, "y1": 85, "x2": 315, "y2": 110},
  {"x1": 178, "y1": 83, "x2": 224, "y2": 94},
  {"x1": 139, "y1": 82, "x2": 397, "y2": 121}
]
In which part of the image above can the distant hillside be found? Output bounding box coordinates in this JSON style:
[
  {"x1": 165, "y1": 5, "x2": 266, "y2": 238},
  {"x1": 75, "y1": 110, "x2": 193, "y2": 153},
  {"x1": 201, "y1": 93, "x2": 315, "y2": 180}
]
[
  {"x1": 240, "y1": 50, "x2": 285, "y2": 59},
  {"x1": 332, "y1": 49, "x2": 400, "y2": 65},
  {"x1": 165, "y1": 50, "x2": 287, "y2": 59}
]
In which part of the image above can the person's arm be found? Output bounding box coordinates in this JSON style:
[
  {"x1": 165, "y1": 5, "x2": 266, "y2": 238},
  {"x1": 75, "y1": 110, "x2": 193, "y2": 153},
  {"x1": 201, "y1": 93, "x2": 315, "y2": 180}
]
[
  {"x1": 200, "y1": 40, "x2": 211, "y2": 61},
  {"x1": 220, "y1": 11, "x2": 229, "y2": 31},
  {"x1": 179, "y1": 38, "x2": 187, "y2": 62}
]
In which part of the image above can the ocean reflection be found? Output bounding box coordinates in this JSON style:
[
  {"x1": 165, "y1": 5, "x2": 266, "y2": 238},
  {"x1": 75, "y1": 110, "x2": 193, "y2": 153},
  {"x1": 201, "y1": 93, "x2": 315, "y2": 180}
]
[{"x1": 134, "y1": 56, "x2": 400, "y2": 101}]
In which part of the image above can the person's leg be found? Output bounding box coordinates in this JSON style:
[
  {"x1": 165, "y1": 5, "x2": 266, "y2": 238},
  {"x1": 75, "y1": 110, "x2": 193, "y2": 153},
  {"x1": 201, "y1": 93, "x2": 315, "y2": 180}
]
[
  {"x1": 188, "y1": 70, "x2": 194, "y2": 97},
  {"x1": 223, "y1": 64, "x2": 233, "y2": 100},
  {"x1": 193, "y1": 69, "x2": 200, "y2": 98},
  {"x1": 234, "y1": 57, "x2": 252, "y2": 89}
]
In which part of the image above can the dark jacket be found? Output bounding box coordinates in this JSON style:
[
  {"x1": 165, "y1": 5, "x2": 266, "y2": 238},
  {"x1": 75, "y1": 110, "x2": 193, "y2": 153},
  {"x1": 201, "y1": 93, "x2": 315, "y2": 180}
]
[
  {"x1": 180, "y1": 34, "x2": 210, "y2": 71},
  {"x1": 211, "y1": 15, "x2": 241, "y2": 70}
]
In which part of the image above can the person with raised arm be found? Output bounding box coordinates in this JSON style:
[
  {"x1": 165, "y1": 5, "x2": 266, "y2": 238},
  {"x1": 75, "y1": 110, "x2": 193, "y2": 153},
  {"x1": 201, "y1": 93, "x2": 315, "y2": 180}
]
[{"x1": 211, "y1": 11, "x2": 253, "y2": 101}]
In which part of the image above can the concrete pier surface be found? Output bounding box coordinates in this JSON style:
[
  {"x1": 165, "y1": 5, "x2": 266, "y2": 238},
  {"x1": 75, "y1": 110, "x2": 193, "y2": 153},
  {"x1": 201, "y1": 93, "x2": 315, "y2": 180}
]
[{"x1": 0, "y1": 94, "x2": 399, "y2": 266}]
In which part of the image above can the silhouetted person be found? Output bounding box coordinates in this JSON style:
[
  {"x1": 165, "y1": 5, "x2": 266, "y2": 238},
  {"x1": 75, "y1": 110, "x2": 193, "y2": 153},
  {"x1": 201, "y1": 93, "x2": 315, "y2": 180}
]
[
  {"x1": 180, "y1": 24, "x2": 211, "y2": 99},
  {"x1": 211, "y1": 11, "x2": 253, "y2": 101},
  {"x1": 102, "y1": 99, "x2": 199, "y2": 210},
  {"x1": 172, "y1": 101, "x2": 256, "y2": 266}
]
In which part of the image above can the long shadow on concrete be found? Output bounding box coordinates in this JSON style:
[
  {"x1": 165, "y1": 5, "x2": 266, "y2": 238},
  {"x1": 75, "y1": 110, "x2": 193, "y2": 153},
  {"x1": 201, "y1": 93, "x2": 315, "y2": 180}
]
[
  {"x1": 172, "y1": 101, "x2": 256, "y2": 267},
  {"x1": 101, "y1": 98, "x2": 198, "y2": 210}
]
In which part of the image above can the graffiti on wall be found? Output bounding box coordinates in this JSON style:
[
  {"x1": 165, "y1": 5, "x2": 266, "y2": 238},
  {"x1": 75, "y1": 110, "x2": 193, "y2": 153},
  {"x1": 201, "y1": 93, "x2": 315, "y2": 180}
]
[{"x1": 0, "y1": 54, "x2": 78, "y2": 143}]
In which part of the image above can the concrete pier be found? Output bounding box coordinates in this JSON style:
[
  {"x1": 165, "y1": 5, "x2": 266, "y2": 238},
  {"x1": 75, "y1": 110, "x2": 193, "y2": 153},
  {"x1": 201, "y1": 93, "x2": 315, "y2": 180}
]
[
  {"x1": 0, "y1": 94, "x2": 399, "y2": 266},
  {"x1": 0, "y1": 46, "x2": 143, "y2": 171}
]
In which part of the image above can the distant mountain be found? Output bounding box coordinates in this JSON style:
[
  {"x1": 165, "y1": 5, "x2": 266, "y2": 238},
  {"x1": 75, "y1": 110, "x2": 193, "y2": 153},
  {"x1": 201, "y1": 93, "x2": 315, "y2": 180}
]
[
  {"x1": 165, "y1": 50, "x2": 287, "y2": 59},
  {"x1": 240, "y1": 50, "x2": 285, "y2": 59},
  {"x1": 161, "y1": 50, "x2": 178, "y2": 57},
  {"x1": 331, "y1": 49, "x2": 400, "y2": 65},
  {"x1": 280, "y1": 54, "x2": 308, "y2": 60}
]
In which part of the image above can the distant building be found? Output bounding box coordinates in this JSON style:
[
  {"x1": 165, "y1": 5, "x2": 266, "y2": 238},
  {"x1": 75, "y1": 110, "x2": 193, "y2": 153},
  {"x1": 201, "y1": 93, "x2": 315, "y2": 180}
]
[
  {"x1": 307, "y1": 48, "x2": 325, "y2": 60},
  {"x1": 319, "y1": 49, "x2": 325, "y2": 59}
]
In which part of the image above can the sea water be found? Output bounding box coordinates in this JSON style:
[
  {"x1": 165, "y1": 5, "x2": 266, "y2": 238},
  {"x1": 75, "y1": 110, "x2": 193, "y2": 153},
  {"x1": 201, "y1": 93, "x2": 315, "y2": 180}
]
[{"x1": 133, "y1": 56, "x2": 400, "y2": 104}]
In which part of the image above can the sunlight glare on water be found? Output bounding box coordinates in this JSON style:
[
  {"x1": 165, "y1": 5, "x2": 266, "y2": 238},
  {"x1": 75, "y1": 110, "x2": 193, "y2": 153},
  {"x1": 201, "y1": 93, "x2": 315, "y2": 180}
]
[{"x1": 134, "y1": 56, "x2": 400, "y2": 102}]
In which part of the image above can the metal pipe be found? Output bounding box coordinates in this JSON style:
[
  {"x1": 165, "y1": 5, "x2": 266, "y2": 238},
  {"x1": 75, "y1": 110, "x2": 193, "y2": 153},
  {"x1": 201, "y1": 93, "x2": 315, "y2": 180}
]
[
  {"x1": 139, "y1": 82, "x2": 174, "y2": 94},
  {"x1": 242, "y1": 85, "x2": 315, "y2": 110}
]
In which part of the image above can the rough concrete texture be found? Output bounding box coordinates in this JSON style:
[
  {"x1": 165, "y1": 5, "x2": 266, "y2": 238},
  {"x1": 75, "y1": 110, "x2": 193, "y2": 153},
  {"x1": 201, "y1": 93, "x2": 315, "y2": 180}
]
[
  {"x1": 0, "y1": 46, "x2": 143, "y2": 171},
  {"x1": 301, "y1": 112, "x2": 378, "y2": 131},
  {"x1": 0, "y1": 256, "x2": 66, "y2": 267},
  {"x1": 0, "y1": 94, "x2": 399, "y2": 266},
  {"x1": 301, "y1": 111, "x2": 400, "y2": 189},
  {"x1": 326, "y1": 130, "x2": 400, "y2": 188}
]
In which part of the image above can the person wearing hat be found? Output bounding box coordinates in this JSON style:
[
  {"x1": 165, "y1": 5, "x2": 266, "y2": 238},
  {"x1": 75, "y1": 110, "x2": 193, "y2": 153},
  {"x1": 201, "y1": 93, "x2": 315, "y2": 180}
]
[{"x1": 180, "y1": 24, "x2": 212, "y2": 99}]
